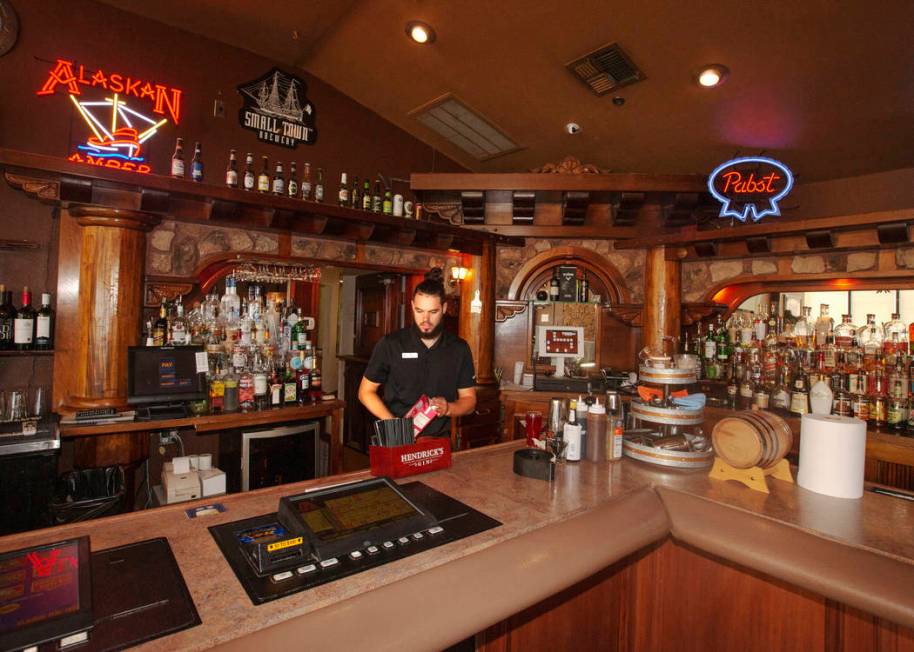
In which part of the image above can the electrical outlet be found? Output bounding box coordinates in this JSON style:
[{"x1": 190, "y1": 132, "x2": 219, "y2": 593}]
[
  {"x1": 158, "y1": 432, "x2": 177, "y2": 446},
  {"x1": 213, "y1": 98, "x2": 224, "y2": 118}
]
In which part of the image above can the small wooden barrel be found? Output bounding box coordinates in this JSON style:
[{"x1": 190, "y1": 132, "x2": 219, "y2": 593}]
[
  {"x1": 630, "y1": 401, "x2": 704, "y2": 426},
  {"x1": 711, "y1": 410, "x2": 793, "y2": 470},
  {"x1": 638, "y1": 365, "x2": 697, "y2": 386}
]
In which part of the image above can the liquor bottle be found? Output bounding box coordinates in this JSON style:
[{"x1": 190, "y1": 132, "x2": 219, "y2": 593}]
[
  {"x1": 371, "y1": 179, "x2": 382, "y2": 213},
  {"x1": 225, "y1": 149, "x2": 238, "y2": 188},
  {"x1": 287, "y1": 162, "x2": 298, "y2": 198},
  {"x1": 269, "y1": 358, "x2": 283, "y2": 408},
  {"x1": 351, "y1": 175, "x2": 361, "y2": 209},
  {"x1": 253, "y1": 351, "x2": 269, "y2": 411},
  {"x1": 170, "y1": 299, "x2": 190, "y2": 345},
  {"x1": 243, "y1": 153, "x2": 255, "y2": 191},
  {"x1": 767, "y1": 301, "x2": 778, "y2": 338},
  {"x1": 12, "y1": 287, "x2": 35, "y2": 350},
  {"x1": 753, "y1": 307, "x2": 767, "y2": 343},
  {"x1": 834, "y1": 314, "x2": 856, "y2": 350},
  {"x1": 884, "y1": 313, "x2": 907, "y2": 356},
  {"x1": 309, "y1": 347, "x2": 323, "y2": 401},
  {"x1": 152, "y1": 304, "x2": 168, "y2": 347},
  {"x1": 219, "y1": 276, "x2": 241, "y2": 325},
  {"x1": 361, "y1": 179, "x2": 371, "y2": 210},
  {"x1": 549, "y1": 269, "x2": 560, "y2": 301},
  {"x1": 301, "y1": 163, "x2": 312, "y2": 200},
  {"x1": 858, "y1": 313, "x2": 883, "y2": 356},
  {"x1": 404, "y1": 196, "x2": 415, "y2": 218},
  {"x1": 283, "y1": 355, "x2": 299, "y2": 405},
  {"x1": 793, "y1": 306, "x2": 813, "y2": 348},
  {"x1": 789, "y1": 366, "x2": 810, "y2": 415},
  {"x1": 223, "y1": 366, "x2": 240, "y2": 413},
  {"x1": 383, "y1": 187, "x2": 393, "y2": 215},
  {"x1": 191, "y1": 142, "x2": 204, "y2": 182},
  {"x1": 0, "y1": 286, "x2": 14, "y2": 350},
  {"x1": 257, "y1": 156, "x2": 270, "y2": 193},
  {"x1": 703, "y1": 324, "x2": 718, "y2": 379},
  {"x1": 296, "y1": 351, "x2": 311, "y2": 403},
  {"x1": 239, "y1": 359, "x2": 255, "y2": 412},
  {"x1": 290, "y1": 310, "x2": 307, "y2": 351},
  {"x1": 814, "y1": 304, "x2": 833, "y2": 348},
  {"x1": 272, "y1": 162, "x2": 285, "y2": 195},
  {"x1": 579, "y1": 271, "x2": 590, "y2": 303},
  {"x1": 171, "y1": 137, "x2": 185, "y2": 178},
  {"x1": 338, "y1": 172, "x2": 349, "y2": 206},
  {"x1": 314, "y1": 168, "x2": 325, "y2": 202},
  {"x1": 209, "y1": 361, "x2": 225, "y2": 414},
  {"x1": 563, "y1": 405, "x2": 582, "y2": 461},
  {"x1": 822, "y1": 332, "x2": 837, "y2": 372}
]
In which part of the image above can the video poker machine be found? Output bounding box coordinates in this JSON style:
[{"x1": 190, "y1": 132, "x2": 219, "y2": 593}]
[
  {"x1": 0, "y1": 537, "x2": 199, "y2": 652},
  {"x1": 209, "y1": 477, "x2": 502, "y2": 604}
]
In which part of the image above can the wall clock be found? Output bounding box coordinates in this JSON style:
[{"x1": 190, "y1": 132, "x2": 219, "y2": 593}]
[{"x1": 0, "y1": 1, "x2": 19, "y2": 57}]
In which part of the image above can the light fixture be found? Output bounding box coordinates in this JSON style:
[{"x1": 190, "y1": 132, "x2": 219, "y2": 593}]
[
  {"x1": 696, "y1": 64, "x2": 729, "y2": 88},
  {"x1": 406, "y1": 21, "x2": 436, "y2": 44},
  {"x1": 449, "y1": 266, "x2": 468, "y2": 286}
]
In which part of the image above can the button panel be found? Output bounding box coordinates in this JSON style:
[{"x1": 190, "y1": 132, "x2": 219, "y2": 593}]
[
  {"x1": 397, "y1": 537, "x2": 410, "y2": 546},
  {"x1": 271, "y1": 570, "x2": 294, "y2": 582},
  {"x1": 428, "y1": 526, "x2": 444, "y2": 535},
  {"x1": 296, "y1": 564, "x2": 317, "y2": 575},
  {"x1": 319, "y1": 558, "x2": 339, "y2": 569},
  {"x1": 366, "y1": 545, "x2": 380, "y2": 555},
  {"x1": 382, "y1": 541, "x2": 395, "y2": 550},
  {"x1": 349, "y1": 550, "x2": 363, "y2": 560}
]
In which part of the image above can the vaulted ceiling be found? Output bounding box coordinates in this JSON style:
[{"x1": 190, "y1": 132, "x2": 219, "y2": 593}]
[{"x1": 98, "y1": 0, "x2": 914, "y2": 182}]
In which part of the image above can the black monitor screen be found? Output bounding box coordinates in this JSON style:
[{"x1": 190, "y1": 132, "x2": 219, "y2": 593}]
[
  {"x1": 128, "y1": 346, "x2": 206, "y2": 405},
  {"x1": 0, "y1": 537, "x2": 92, "y2": 647}
]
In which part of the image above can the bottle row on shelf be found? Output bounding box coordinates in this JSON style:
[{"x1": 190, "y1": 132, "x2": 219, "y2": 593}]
[
  {"x1": 0, "y1": 285, "x2": 54, "y2": 351},
  {"x1": 169, "y1": 139, "x2": 419, "y2": 218},
  {"x1": 145, "y1": 276, "x2": 322, "y2": 415}
]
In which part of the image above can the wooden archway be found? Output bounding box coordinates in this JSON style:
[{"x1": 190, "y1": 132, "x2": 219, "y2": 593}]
[{"x1": 507, "y1": 246, "x2": 631, "y2": 303}]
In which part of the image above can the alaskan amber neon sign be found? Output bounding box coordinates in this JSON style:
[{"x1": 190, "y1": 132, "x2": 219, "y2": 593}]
[
  {"x1": 708, "y1": 156, "x2": 794, "y2": 222},
  {"x1": 36, "y1": 58, "x2": 184, "y2": 175}
]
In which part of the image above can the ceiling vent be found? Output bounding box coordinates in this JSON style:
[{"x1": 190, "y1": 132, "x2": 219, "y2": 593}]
[
  {"x1": 567, "y1": 43, "x2": 644, "y2": 96},
  {"x1": 409, "y1": 95, "x2": 520, "y2": 161}
]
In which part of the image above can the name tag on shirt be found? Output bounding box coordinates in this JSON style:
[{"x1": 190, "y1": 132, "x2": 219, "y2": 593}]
[{"x1": 402, "y1": 352, "x2": 419, "y2": 359}]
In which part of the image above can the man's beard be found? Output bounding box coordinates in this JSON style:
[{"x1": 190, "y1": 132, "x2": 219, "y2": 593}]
[{"x1": 416, "y1": 321, "x2": 444, "y2": 340}]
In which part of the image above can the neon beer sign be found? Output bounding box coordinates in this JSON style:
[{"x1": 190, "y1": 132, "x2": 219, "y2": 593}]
[
  {"x1": 36, "y1": 59, "x2": 184, "y2": 175},
  {"x1": 707, "y1": 156, "x2": 794, "y2": 222}
]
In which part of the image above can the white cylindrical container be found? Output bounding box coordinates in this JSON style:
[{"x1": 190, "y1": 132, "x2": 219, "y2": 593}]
[
  {"x1": 797, "y1": 414, "x2": 867, "y2": 499},
  {"x1": 513, "y1": 361, "x2": 524, "y2": 385},
  {"x1": 393, "y1": 194, "x2": 404, "y2": 216},
  {"x1": 197, "y1": 453, "x2": 213, "y2": 471}
]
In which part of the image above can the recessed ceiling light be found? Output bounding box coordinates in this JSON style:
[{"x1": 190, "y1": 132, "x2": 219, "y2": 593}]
[
  {"x1": 696, "y1": 64, "x2": 729, "y2": 88},
  {"x1": 406, "y1": 21, "x2": 436, "y2": 44}
]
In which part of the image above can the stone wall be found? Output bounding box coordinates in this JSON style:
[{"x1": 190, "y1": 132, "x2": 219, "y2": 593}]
[
  {"x1": 682, "y1": 249, "x2": 886, "y2": 302},
  {"x1": 148, "y1": 220, "x2": 459, "y2": 278},
  {"x1": 496, "y1": 239, "x2": 646, "y2": 301}
]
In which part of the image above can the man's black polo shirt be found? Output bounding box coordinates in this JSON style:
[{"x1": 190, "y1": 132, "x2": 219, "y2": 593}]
[{"x1": 363, "y1": 325, "x2": 476, "y2": 437}]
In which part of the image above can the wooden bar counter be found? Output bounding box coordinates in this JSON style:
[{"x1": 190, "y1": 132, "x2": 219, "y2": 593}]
[{"x1": 1, "y1": 441, "x2": 913, "y2": 650}]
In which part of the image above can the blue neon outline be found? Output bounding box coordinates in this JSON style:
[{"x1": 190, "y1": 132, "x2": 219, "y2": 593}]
[
  {"x1": 707, "y1": 156, "x2": 794, "y2": 223},
  {"x1": 76, "y1": 145, "x2": 145, "y2": 163}
]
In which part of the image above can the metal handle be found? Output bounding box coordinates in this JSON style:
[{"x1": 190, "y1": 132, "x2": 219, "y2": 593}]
[{"x1": 475, "y1": 408, "x2": 493, "y2": 416}]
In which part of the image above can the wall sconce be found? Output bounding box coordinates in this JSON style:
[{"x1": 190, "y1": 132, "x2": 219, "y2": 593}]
[{"x1": 450, "y1": 266, "x2": 468, "y2": 286}]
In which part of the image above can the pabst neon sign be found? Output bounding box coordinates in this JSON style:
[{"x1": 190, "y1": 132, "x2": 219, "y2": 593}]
[
  {"x1": 707, "y1": 156, "x2": 794, "y2": 222},
  {"x1": 36, "y1": 58, "x2": 184, "y2": 175}
]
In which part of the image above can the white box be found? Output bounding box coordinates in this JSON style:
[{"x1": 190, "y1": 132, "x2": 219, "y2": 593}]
[{"x1": 198, "y1": 468, "x2": 226, "y2": 497}]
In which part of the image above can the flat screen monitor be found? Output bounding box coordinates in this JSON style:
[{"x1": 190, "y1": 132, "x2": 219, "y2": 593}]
[
  {"x1": 127, "y1": 345, "x2": 207, "y2": 406},
  {"x1": 277, "y1": 477, "x2": 437, "y2": 560},
  {"x1": 0, "y1": 537, "x2": 93, "y2": 651},
  {"x1": 536, "y1": 325, "x2": 584, "y2": 358}
]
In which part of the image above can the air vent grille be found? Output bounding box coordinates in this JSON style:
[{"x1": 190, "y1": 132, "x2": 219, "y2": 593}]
[
  {"x1": 567, "y1": 43, "x2": 644, "y2": 96},
  {"x1": 409, "y1": 95, "x2": 520, "y2": 161}
]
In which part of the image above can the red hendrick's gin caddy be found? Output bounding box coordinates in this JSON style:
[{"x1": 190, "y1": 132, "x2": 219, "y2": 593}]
[{"x1": 369, "y1": 437, "x2": 452, "y2": 479}]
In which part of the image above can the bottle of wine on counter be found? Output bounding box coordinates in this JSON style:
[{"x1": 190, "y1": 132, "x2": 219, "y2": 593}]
[
  {"x1": 338, "y1": 172, "x2": 349, "y2": 206},
  {"x1": 314, "y1": 168, "x2": 324, "y2": 202},
  {"x1": 257, "y1": 156, "x2": 270, "y2": 193},
  {"x1": 549, "y1": 269, "x2": 560, "y2": 301},
  {"x1": 287, "y1": 162, "x2": 298, "y2": 198},
  {"x1": 171, "y1": 137, "x2": 185, "y2": 178},
  {"x1": 191, "y1": 142, "x2": 204, "y2": 182},
  {"x1": 225, "y1": 149, "x2": 238, "y2": 188},
  {"x1": 13, "y1": 286, "x2": 35, "y2": 351},
  {"x1": 170, "y1": 299, "x2": 190, "y2": 345},
  {"x1": 34, "y1": 292, "x2": 54, "y2": 350},
  {"x1": 243, "y1": 153, "x2": 255, "y2": 191},
  {"x1": 272, "y1": 162, "x2": 285, "y2": 195},
  {"x1": 300, "y1": 163, "x2": 312, "y2": 200},
  {"x1": 0, "y1": 285, "x2": 14, "y2": 350}
]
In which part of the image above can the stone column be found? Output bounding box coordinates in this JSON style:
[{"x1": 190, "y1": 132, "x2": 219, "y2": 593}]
[{"x1": 642, "y1": 246, "x2": 684, "y2": 354}]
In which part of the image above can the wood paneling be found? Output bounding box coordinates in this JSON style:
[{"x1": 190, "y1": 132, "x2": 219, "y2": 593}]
[
  {"x1": 459, "y1": 243, "x2": 496, "y2": 385},
  {"x1": 478, "y1": 540, "x2": 914, "y2": 652}
]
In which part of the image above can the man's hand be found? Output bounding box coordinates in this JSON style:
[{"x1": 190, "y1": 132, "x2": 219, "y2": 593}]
[
  {"x1": 429, "y1": 396, "x2": 449, "y2": 416},
  {"x1": 429, "y1": 388, "x2": 476, "y2": 419}
]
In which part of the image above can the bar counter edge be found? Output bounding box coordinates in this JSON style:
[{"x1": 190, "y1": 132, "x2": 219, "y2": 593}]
[{"x1": 1, "y1": 441, "x2": 913, "y2": 651}]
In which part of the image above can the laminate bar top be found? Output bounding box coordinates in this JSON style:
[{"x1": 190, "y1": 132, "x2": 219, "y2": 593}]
[
  {"x1": 58, "y1": 401, "x2": 344, "y2": 437},
  {"x1": 1, "y1": 442, "x2": 912, "y2": 650}
]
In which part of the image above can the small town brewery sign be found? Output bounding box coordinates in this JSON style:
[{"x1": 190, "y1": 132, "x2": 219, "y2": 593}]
[
  {"x1": 707, "y1": 156, "x2": 794, "y2": 222},
  {"x1": 238, "y1": 68, "x2": 316, "y2": 148}
]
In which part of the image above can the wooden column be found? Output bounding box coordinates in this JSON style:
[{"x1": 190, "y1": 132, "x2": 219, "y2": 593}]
[
  {"x1": 54, "y1": 206, "x2": 160, "y2": 411},
  {"x1": 642, "y1": 245, "x2": 684, "y2": 353},
  {"x1": 459, "y1": 240, "x2": 496, "y2": 385}
]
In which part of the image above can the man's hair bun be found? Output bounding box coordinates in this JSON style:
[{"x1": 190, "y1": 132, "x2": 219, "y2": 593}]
[{"x1": 425, "y1": 267, "x2": 444, "y2": 283}]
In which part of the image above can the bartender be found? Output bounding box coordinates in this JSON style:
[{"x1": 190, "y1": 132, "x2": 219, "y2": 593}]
[{"x1": 358, "y1": 268, "x2": 477, "y2": 438}]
